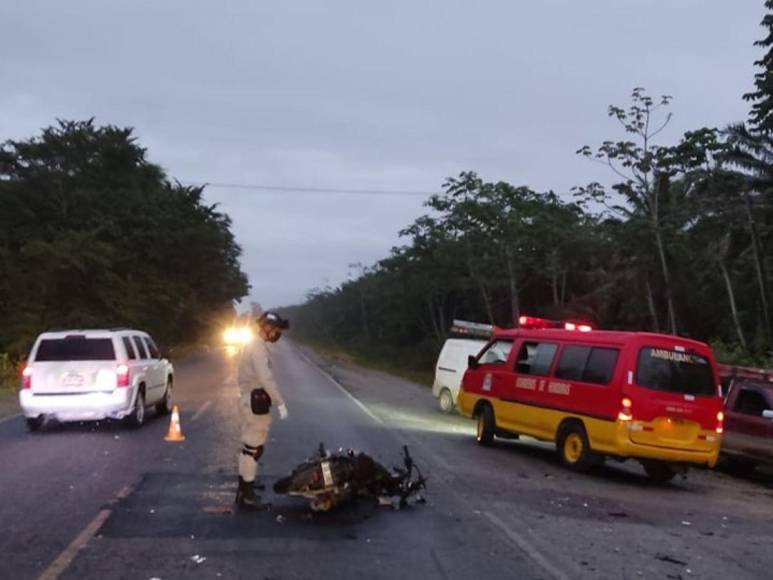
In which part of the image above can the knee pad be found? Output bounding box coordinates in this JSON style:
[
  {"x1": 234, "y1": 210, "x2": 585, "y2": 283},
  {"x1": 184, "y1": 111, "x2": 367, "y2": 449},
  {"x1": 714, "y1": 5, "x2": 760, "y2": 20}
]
[{"x1": 241, "y1": 444, "x2": 264, "y2": 460}]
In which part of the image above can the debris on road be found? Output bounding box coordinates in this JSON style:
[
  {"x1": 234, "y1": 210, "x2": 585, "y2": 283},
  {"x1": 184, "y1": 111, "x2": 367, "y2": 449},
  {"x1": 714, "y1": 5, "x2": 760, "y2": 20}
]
[
  {"x1": 681, "y1": 521, "x2": 692, "y2": 527},
  {"x1": 190, "y1": 555, "x2": 206, "y2": 564},
  {"x1": 273, "y1": 443, "x2": 426, "y2": 512},
  {"x1": 656, "y1": 554, "x2": 688, "y2": 566},
  {"x1": 275, "y1": 514, "x2": 285, "y2": 524}
]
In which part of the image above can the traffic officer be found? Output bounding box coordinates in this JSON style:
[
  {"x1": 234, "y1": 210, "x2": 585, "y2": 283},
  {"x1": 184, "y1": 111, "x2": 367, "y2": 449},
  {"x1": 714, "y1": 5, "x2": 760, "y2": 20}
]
[{"x1": 234, "y1": 311, "x2": 289, "y2": 510}]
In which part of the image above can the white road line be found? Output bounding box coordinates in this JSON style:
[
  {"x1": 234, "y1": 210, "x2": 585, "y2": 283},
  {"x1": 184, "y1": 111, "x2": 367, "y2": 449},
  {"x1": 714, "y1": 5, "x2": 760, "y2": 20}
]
[
  {"x1": 38, "y1": 508, "x2": 112, "y2": 580},
  {"x1": 293, "y1": 346, "x2": 384, "y2": 425},
  {"x1": 483, "y1": 512, "x2": 570, "y2": 580},
  {"x1": 191, "y1": 400, "x2": 212, "y2": 421},
  {"x1": 0, "y1": 413, "x2": 20, "y2": 425},
  {"x1": 293, "y1": 343, "x2": 567, "y2": 579}
]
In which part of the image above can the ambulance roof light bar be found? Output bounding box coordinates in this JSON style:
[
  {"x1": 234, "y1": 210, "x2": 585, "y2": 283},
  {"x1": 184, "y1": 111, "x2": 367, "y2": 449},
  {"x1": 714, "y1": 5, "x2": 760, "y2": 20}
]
[
  {"x1": 450, "y1": 320, "x2": 496, "y2": 339},
  {"x1": 518, "y1": 315, "x2": 593, "y2": 332}
]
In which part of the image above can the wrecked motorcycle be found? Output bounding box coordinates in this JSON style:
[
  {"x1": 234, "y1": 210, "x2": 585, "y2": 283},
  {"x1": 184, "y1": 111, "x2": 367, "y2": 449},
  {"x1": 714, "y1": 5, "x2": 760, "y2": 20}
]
[{"x1": 273, "y1": 444, "x2": 426, "y2": 512}]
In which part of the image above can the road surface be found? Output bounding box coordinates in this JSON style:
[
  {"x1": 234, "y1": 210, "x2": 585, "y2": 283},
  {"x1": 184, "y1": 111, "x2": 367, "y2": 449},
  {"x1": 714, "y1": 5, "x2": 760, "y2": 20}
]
[{"x1": 0, "y1": 341, "x2": 772, "y2": 579}]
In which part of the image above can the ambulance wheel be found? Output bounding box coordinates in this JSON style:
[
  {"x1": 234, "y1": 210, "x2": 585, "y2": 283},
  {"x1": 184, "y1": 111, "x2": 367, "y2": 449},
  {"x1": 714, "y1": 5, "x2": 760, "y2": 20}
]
[
  {"x1": 557, "y1": 424, "x2": 595, "y2": 472},
  {"x1": 438, "y1": 389, "x2": 454, "y2": 413},
  {"x1": 476, "y1": 405, "x2": 495, "y2": 446},
  {"x1": 642, "y1": 461, "x2": 678, "y2": 484}
]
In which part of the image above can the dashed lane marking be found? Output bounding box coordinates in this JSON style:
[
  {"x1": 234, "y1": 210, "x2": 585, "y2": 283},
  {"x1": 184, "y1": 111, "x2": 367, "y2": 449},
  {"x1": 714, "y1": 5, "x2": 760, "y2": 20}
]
[
  {"x1": 191, "y1": 400, "x2": 212, "y2": 421},
  {"x1": 38, "y1": 508, "x2": 112, "y2": 580},
  {"x1": 293, "y1": 346, "x2": 384, "y2": 425},
  {"x1": 292, "y1": 342, "x2": 571, "y2": 580}
]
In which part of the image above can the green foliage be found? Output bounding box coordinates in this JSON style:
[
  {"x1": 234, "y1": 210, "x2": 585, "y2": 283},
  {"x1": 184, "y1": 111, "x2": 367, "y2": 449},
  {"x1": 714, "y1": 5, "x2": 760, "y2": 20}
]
[
  {"x1": 0, "y1": 119, "x2": 249, "y2": 356},
  {"x1": 289, "y1": 85, "x2": 773, "y2": 371},
  {"x1": 744, "y1": 0, "x2": 773, "y2": 133},
  {"x1": 0, "y1": 354, "x2": 18, "y2": 392}
]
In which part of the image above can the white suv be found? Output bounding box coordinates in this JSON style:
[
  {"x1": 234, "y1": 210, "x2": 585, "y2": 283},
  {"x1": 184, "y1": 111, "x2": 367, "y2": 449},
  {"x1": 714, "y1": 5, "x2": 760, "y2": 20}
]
[{"x1": 19, "y1": 329, "x2": 174, "y2": 431}]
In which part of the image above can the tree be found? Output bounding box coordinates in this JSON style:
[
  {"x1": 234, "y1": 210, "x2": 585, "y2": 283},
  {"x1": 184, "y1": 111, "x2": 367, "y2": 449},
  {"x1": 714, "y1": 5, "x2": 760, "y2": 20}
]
[
  {"x1": 0, "y1": 119, "x2": 249, "y2": 354},
  {"x1": 576, "y1": 88, "x2": 683, "y2": 332},
  {"x1": 744, "y1": 0, "x2": 773, "y2": 133}
]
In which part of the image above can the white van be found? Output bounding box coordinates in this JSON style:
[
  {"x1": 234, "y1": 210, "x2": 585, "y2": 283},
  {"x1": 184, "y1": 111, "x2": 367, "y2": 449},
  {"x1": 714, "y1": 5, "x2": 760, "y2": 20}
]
[{"x1": 432, "y1": 336, "x2": 488, "y2": 413}]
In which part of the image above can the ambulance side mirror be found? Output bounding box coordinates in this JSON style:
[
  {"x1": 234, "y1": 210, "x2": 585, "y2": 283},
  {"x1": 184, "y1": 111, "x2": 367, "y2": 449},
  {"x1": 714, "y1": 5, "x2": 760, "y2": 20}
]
[{"x1": 468, "y1": 355, "x2": 479, "y2": 370}]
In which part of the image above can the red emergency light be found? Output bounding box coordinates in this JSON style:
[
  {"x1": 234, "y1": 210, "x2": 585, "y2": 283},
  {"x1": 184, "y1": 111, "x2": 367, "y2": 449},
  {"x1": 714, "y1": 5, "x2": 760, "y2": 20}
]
[{"x1": 518, "y1": 315, "x2": 594, "y2": 332}]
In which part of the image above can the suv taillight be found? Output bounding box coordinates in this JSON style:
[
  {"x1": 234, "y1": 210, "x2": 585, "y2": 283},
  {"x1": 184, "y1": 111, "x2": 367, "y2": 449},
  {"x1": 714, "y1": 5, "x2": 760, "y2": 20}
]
[
  {"x1": 116, "y1": 364, "x2": 130, "y2": 387},
  {"x1": 716, "y1": 411, "x2": 724, "y2": 434},
  {"x1": 21, "y1": 366, "x2": 32, "y2": 389}
]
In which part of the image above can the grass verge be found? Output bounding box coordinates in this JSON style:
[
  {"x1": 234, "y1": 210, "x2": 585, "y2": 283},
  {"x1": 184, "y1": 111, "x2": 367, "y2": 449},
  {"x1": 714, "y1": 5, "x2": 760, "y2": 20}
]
[{"x1": 292, "y1": 335, "x2": 435, "y2": 387}]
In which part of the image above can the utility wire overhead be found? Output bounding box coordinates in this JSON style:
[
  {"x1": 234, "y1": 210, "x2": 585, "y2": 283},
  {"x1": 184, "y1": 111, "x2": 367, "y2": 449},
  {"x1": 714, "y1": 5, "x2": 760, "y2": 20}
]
[{"x1": 180, "y1": 181, "x2": 438, "y2": 197}]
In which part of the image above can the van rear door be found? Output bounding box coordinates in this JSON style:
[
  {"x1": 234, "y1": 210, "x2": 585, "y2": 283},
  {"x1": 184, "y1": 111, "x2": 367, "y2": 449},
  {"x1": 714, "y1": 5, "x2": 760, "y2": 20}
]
[
  {"x1": 30, "y1": 335, "x2": 120, "y2": 394},
  {"x1": 628, "y1": 346, "x2": 721, "y2": 452}
]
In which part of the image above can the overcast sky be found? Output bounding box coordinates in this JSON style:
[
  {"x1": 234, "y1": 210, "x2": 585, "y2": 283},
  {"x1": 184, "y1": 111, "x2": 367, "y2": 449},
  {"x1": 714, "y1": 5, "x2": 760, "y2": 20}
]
[{"x1": 1, "y1": 1, "x2": 765, "y2": 309}]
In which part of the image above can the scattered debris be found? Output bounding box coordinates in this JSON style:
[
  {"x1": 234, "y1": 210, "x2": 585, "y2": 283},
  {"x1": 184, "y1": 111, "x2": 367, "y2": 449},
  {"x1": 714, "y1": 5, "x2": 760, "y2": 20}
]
[
  {"x1": 190, "y1": 555, "x2": 206, "y2": 564},
  {"x1": 203, "y1": 506, "x2": 233, "y2": 514},
  {"x1": 273, "y1": 443, "x2": 426, "y2": 512},
  {"x1": 656, "y1": 554, "x2": 688, "y2": 566},
  {"x1": 681, "y1": 521, "x2": 692, "y2": 527},
  {"x1": 275, "y1": 515, "x2": 285, "y2": 524}
]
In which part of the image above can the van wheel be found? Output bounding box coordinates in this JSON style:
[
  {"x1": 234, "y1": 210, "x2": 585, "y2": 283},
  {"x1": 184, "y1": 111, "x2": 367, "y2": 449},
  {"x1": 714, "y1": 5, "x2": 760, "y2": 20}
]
[
  {"x1": 156, "y1": 380, "x2": 173, "y2": 416},
  {"x1": 557, "y1": 424, "x2": 595, "y2": 472},
  {"x1": 126, "y1": 389, "x2": 146, "y2": 429},
  {"x1": 25, "y1": 417, "x2": 43, "y2": 432},
  {"x1": 438, "y1": 389, "x2": 454, "y2": 413},
  {"x1": 476, "y1": 405, "x2": 495, "y2": 446},
  {"x1": 642, "y1": 461, "x2": 678, "y2": 484}
]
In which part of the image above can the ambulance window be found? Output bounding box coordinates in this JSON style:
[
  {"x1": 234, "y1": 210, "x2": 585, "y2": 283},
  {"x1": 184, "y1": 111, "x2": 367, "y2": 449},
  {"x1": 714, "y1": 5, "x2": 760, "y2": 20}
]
[
  {"x1": 636, "y1": 348, "x2": 715, "y2": 396},
  {"x1": 555, "y1": 346, "x2": 590, "y2": 381},
  {"x1": 516, "y1": 342, "x2": 557, "y2": 376},
  {"x1": 583, "y1": 348, "x2": 619, "y2": 385},
  {"x1": 479, "y1": 340, "x2": 513, "y2": 365},
  {"x1": 555, "y1": 346, "x2": 619, "y2": 385}
]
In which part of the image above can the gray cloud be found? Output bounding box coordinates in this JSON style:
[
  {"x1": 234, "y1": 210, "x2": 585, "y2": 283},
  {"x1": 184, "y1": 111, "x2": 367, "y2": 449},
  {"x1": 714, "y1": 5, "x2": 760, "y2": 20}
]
[{"x1": 0, "y1": 0, "x2": 764, "y2": 307}]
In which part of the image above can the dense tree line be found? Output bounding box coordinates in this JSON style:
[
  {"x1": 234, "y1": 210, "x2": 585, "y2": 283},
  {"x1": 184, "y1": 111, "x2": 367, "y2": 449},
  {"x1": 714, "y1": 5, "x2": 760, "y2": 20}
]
[
  {"x1": 0, "y1": 119, "x2": 249, "y2": 356},
  {"x1": 287, "y1": 3, "x2": 773, "y2": 370}
]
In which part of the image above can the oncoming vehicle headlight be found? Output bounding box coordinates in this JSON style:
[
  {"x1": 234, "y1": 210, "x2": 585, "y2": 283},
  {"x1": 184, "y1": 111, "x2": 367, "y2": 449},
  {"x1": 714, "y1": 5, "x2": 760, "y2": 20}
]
[{"x1": 223, "y1": 326, "x2": 254, "y2": 346}]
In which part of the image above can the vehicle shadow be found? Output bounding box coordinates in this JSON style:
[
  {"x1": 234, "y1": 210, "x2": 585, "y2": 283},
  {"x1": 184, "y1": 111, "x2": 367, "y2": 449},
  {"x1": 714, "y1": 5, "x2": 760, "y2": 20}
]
[
  {"x1": 480, "y1": 437, "x2": 701, "y2": 492},
  {"x1": 34, "y1": 411, "x2": 165, "y2": 434}
]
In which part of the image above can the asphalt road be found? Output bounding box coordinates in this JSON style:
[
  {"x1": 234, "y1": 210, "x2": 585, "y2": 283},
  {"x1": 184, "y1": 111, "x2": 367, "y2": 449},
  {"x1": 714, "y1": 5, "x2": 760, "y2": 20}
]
[{"x1": 1, "y1": 341, "x2": 772, "y2": 580}]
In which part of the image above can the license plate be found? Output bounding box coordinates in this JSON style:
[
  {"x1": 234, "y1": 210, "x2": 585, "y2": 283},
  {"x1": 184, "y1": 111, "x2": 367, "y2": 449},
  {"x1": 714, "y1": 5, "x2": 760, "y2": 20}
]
[{"x1": 62, "y1": 373, "x2": 84, "y2": 386}]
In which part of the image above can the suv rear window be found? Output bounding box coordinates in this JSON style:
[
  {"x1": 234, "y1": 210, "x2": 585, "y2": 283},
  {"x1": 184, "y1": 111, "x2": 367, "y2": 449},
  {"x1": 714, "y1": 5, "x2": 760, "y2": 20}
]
[
  {"x1": 636, "y1": 347, "x2": 715, "y2": 396},
  {"x1": 35, "y1": 337, "x2": 116, "y2": 361}
]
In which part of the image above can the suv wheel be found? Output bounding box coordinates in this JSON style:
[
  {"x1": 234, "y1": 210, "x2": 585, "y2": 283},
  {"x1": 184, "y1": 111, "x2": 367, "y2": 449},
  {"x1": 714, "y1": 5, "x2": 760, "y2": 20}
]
[
  {"x1": 476, "y1": 405, "x2": 495, "y2": 446},
  {"x1": 438, "y1": 389, "x2": 454, "y2": 413},
  {"x1": 25, "y1": 417, "x2": 43, "y2": 432},
  {"x1": 126, "y1": 389, "x2": 146, "y2": 429},
  {"x1": 156, "y1": 380, "x2": 173, "y2": 416}
]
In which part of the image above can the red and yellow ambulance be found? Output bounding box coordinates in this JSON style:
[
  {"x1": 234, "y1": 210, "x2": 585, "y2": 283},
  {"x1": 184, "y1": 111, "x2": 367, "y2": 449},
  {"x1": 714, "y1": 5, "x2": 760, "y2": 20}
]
[{"x1": 457, "y1": 316, "x2": 724, "y2": 482}]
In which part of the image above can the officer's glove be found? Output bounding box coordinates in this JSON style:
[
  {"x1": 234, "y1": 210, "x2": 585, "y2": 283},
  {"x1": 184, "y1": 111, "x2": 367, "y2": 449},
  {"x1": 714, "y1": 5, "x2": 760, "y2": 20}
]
[{"x1": 278, "y1": 404, "x2": 288, "y2": 420}]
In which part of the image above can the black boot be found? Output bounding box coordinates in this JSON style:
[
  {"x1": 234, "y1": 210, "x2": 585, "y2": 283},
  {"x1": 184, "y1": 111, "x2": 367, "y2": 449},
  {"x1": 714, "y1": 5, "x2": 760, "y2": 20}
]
[{"x1": 235, "y1": 476, "x2": 266, "y2": 511}]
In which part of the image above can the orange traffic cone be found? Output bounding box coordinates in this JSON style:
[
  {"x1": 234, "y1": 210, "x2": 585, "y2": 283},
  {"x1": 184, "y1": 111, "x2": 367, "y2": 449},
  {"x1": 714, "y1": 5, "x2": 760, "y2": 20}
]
[{"x1": 164, "y1": 405, "x2": 186, "y2": 442}]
